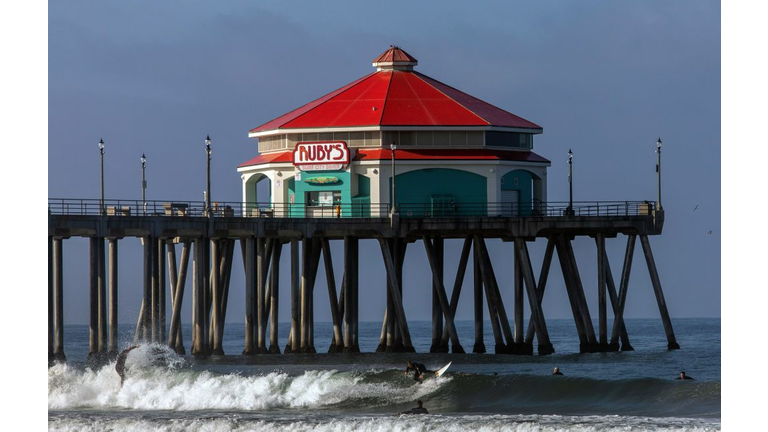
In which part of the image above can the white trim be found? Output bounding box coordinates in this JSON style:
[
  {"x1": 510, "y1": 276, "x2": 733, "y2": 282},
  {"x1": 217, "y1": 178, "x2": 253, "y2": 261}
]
[{"x1": 249, "y1": 125, "x2": 543, "y2": 138}]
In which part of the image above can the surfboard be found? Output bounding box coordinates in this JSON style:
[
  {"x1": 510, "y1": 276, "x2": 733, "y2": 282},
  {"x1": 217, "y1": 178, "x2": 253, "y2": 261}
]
[{"x1": 435, "y1": 361, "x2": 452, "y2": 378}]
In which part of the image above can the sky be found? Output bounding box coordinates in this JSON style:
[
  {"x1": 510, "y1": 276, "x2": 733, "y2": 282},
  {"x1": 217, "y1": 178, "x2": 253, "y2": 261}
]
[{"x1": 44, "y1": 1, "x2": 722, "y2": 331}]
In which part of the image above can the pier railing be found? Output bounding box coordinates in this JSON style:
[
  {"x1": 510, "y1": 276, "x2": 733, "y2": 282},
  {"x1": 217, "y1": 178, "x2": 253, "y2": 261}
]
[{"x1": 48, "y1": 199, "x2": 655, "y2": 218}]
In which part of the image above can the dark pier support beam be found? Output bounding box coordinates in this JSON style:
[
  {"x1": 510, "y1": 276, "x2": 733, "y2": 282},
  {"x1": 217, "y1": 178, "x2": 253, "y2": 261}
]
[
  {"x1": 98, "y1": 237, "x2": 107, "y2": 355},
  {"x1": 639, "y1": 235, "x2": 680, "y2": 350},
  {"x1": 473, "y1": 236, "x2": 506, "y2": 353},
  {"x1": 563, "y1": 237, "x2": 599, "y2": 352},
  {"x1": 307, "y1": 238, "x2": 322, "y2": 353},
  {"x1": 287, "y1": 239, "x2": 300, "y2": 354},
  {"x1": 152, "y1": 237, "x2": 160, "y2": 343},
  {"x1": 602, "y1": 235, "x2": 634, "y2": 351},
  {"x1": 321, "y1": 238, "x2": 344, "y2": 353},
  {"x1": 513, "y1": 241, "x2": 527, "y2": 354},
  {"x1": 49, "y1": 237, "x2": 54, "y2": 364},
  {"x1": 381, "y1": 240, "x2": 394, "y2": 352},
  {"x1": 440, "y1": 237, "x2": 472, "y2": 353},
  {"x1": 472, "y1": 244, "x2": 486, "y2": 354},
  {"x1": 53, "y1": 237, "x2": 66, "y2": 362},
  {"x1": 525, "y1": 238, "x2": 555, "y2": 347},
  {"x1": 476, "y1": 236, "x2": 515, "y2": 353},
  {"x1": 243, "y1": 237, "x2": 256, "y2": 355},
  {"x1": 393, "y1": 239, "x2": 408, "y2": 351},
  {"x1": 515, "y1": 239, "x2": 554, "y2": 355},
  {"x1": 257, "y1": 238, "x2": 268, "y2": 353},
  {"x1": 210, "y1": 239, "x2": 224, "y2": 355},
  {"x1": 430, "y1": 236, "x2": 446, "y2": 353},
  {"x1": 344, "y1": 236, "x2": 361, "y2": 352},
  {"x1": 269, "y1": 241, "x2": 283, "y2": 354},
  {"x1": 378, "y1": 237, "x2": 414, "y2": 351},
  {"x1": 554, "y1": 236, "x2": 590, "y2": 352},
  {"x1": 108, "y1": 238, "x2": 119, "y2": 357},
  {"x1": 88, "y1": 237, "x2": 99, "y2": 360},
  {"x1": 596, "y1": 233, "x2": 609, "y2": 351},
  {"x1": 137, "y1": 238, "x2": 151, "y2": 343},
  {"x1": 167, "y1": 240, "x2": 189, "y2": 354},
  {"x1": 299, "y1": 238, "x2": 309, "y2": 352},
  {"x1": 259, "y1": 240, "x2": 274, "y2": 352},
  {"x1": 192, "y1": 237, "x2": 208, "y2": 357},
  {"x1": 423, "y1": 236, "x2": 463, "y2": 353},
  {"x1": 158, "y1": 238, "x2": 167, "y2": 344}
]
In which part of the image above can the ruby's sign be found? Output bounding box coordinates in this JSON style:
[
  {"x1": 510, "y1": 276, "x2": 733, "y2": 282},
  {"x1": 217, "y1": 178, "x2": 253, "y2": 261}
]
[{"x1": 292, "y1": 141, "x2": 351, "y2": 171}]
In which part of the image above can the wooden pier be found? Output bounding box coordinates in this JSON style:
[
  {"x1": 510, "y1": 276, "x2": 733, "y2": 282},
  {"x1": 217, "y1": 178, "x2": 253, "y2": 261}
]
[{"x1": 48, "y1": 199, "x2": 679, "y2": 363}]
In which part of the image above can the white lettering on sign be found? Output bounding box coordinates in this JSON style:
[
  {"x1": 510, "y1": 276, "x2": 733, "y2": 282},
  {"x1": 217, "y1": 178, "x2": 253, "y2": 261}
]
[{"x1": 293, "y1": 141, "x2": 351, "y2": 171}]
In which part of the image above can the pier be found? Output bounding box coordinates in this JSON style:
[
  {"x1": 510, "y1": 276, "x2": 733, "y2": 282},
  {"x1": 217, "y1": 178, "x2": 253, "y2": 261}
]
[{"x1": 48, "y1": 198, "x2": 679, "y2": 363}]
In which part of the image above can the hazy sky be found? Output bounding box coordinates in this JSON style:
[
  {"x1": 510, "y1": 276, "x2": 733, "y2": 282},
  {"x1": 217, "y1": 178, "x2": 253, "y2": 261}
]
[{"x1": 47, "y1": 1, "x2": 720, "y2": 327}]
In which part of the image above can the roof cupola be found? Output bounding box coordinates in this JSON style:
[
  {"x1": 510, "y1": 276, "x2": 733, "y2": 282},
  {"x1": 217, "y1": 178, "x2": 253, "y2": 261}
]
[{"x1": 372, "y1": 46, "x2": 418, "y2": 71}]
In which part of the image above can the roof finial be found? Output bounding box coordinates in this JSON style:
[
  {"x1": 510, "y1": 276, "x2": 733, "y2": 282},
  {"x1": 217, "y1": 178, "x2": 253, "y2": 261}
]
[{"x1": 372, "y1": 46, "x2": 418, "y2": 71}]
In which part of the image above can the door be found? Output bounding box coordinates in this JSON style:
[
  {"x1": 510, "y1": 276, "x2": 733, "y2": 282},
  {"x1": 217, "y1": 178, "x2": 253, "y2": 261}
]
[{"x1": 501, "y1": 189, "x2": 519, "y2": 216}]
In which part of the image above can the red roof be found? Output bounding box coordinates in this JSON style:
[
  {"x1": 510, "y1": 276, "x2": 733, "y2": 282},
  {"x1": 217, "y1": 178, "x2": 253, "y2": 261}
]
[
  {"x1": 250, "y1": 48, "x2": 541, "y2": 133},
  {"x1": 239, "y1": 148, "x2": 550, "y2": 168}
]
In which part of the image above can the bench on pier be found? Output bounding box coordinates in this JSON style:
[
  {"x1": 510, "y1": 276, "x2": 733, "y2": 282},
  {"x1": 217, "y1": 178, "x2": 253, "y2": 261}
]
[
  {"x1": 163, "y1": 202, "x2": 189, "y2": 216},
  {"x1": 107, "y1": 206, "x2": 131, "y2": 216},
  {"x1": 247, "y1": 208, "x2": 273, "y2": 218},
  {"x1": 211, "y1": 204, "x2": 235, "y2": 217}
]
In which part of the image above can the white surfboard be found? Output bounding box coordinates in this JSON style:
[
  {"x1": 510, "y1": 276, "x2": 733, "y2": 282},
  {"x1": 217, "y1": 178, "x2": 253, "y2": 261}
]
[{"x1": 435, "y1": 361, "x2": 452, "y2": 378}]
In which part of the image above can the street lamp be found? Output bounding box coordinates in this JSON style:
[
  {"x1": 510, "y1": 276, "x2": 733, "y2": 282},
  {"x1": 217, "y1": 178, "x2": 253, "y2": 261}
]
[
  {"x1": 566, "y1": 148, "x2": 574, "y2": 216},
  {"x1": 141, "y1": 153, "x2": 147, "y2": 215},
  {"x1": 656, "y1": 137, "x2": 663, "y2": 211},
  {"x1": 390, "y1": 141, "x2": 397, "y2": 216},
  {"x1": 205, "y1": 135, "x2": 212, "y2": 216},
  {"x1": 99, "y1": 138, "x2": 105, "y2": 215}
]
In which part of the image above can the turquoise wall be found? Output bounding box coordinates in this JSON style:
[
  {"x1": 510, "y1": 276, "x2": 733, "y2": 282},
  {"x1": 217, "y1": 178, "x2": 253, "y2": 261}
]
[
  {"x1": 351, "y1": 174, "x2": 371, "y2": 217},
  {"x1": 394, "y1": 168, "x2": 487, "y2": 216},
  {"x1": 288, "y1": 170, "x2": 351, "y2": 217},
  {"x1": 501, "y1": 169, "x2": 534, "y2": 215}
]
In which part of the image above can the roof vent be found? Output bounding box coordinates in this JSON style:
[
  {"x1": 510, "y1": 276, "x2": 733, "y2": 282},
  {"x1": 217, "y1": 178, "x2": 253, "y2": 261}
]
[{"x1": 372, "y1": 46, "x2": 418, "y2": 71}]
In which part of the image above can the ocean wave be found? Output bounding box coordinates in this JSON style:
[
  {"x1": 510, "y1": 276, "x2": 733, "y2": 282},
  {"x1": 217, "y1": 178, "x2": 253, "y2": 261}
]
[{"x1": 48, "y1": 345, "x2": 720, "y2": 418}]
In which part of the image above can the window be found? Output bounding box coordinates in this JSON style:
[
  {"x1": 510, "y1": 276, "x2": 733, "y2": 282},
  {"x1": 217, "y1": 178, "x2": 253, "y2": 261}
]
[
  {"x1": 307, "y1": 190, "x2": 341, "y2": 207},
  {"x1": 485, "y1": 132, "x2": 533, "y2": 149}
]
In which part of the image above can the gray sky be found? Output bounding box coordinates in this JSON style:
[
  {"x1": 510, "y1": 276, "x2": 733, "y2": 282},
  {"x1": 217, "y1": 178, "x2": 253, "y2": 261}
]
[{"x1": 47, "y1": 0, "x2": 720, "y2": 326}]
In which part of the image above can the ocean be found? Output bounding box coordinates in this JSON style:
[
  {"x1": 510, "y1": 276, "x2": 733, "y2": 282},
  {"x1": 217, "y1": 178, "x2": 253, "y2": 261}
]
[{"x1": 48, "y1": 318, "x2": 720, "y2": 431}]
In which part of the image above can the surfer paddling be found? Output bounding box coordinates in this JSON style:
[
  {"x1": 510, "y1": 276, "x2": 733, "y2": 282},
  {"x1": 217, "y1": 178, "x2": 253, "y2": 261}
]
[
  {"x1": 405, "y1": 360, "x2": 437, "y2": 382},
  {"x1": 115, "y1": 345, "x2": 139, "y2": 385},
  {"x1": 399, "y1": 400, "x2": 429, "y2": 415},
  {"x1": 552, "y1": 367, "x2": 564, "y2": 376},
  {"x1": 676, "y1": 371, "x2": 695, "y2": 380}
]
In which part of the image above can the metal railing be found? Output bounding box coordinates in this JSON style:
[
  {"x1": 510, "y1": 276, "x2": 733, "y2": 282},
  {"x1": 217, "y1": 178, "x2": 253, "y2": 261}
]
[{"x1": 48, "y1": 198, "x2": 656, "y2": 219}]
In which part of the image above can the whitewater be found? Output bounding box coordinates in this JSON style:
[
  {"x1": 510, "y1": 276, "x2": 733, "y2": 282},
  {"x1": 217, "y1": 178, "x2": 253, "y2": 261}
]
[{"x1": 48, "y1": 319, "x2": 720, "y2": 431}]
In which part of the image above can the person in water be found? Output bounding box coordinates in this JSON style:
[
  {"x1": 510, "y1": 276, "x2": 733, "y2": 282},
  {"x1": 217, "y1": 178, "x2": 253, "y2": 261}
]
[
  {"x1": 552, "y1": 367, "x2": 564, "y2": 375},
  {"x1": 405, "y1": 360, "x2": 436, "y2": 382},
  {"x1": 399, "y1": 400, "x2": 429, "y2": 415},
  {"x1": 676, "y1": 371, "x2": 695, "y2": 380},
  {"x1": 115, "y1": 345, "x2": 139, "y2": 385}
]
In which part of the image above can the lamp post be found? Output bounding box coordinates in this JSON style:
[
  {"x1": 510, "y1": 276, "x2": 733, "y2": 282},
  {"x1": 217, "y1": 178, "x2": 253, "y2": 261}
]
[
  {"x1": 566, "y1": 148, "x2": 574, "y2": 216},
  {"x1": 205, "y1": 135, "x2": 212, "y2": 216},
  {"x1": 656, "y1": 137, "x2": 663, "y2": 211},
  {"x1": 99, "y1": 138, "x2": 105, "y2": 215},
  {"x1": 141, "y1": 153, "x2": 147, "y2": 215},
  {"x1": 390, "y1": 141, "x2": 397, "y2": 216}
]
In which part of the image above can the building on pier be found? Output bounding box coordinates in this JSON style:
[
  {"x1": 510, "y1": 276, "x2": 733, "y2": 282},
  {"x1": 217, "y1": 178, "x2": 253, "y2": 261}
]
[
  {"x1": 238, "y1": 46, "x2": 550, "y2": 217},
  {"x1": 49, "y1": 46, "x2": 679, "y2": 362}
]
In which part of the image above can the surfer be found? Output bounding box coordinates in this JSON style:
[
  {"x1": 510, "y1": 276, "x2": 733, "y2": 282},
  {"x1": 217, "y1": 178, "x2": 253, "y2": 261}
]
[
  {"x1": 676, "y1": 371, "x2": 695, "y2": 380},
  {"x1": 399, "y1": 400, "x2": 429, "y2": 415},
  {"x1": 405, "y1": 360, "x2": 435, "y2": 382},
  {"x1": 115, "y1": 345, "x2": 139, "y2": 385},
  {"x1": 552, "y1": 367, "x2": 563, "y2": 376}
]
